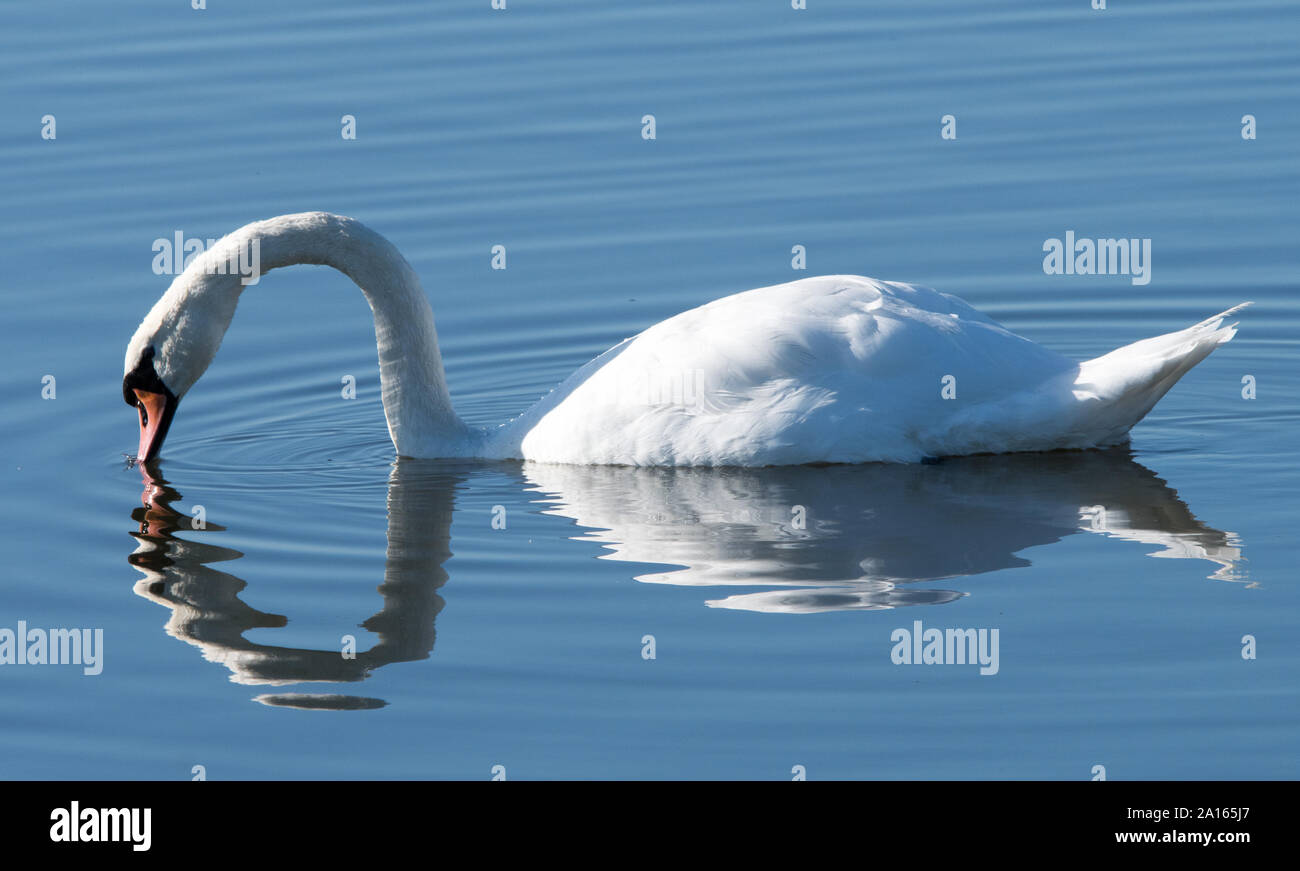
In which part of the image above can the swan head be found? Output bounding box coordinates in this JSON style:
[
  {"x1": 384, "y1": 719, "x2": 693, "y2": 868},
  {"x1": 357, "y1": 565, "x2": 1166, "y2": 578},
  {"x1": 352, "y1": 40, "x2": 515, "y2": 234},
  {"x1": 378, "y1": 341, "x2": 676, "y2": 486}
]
[
  {"x1": 123, "y1": 270, "x2": 236, "y2": 462},
  {"x1": 123, "y1": 342, "x2": 179, "y2": 464}
]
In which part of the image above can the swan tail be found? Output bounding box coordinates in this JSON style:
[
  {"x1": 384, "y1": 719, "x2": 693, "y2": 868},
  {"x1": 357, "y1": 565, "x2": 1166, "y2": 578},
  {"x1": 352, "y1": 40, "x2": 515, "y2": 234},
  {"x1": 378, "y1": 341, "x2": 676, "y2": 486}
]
[{"x1": 1071, "y1": 302, "x2": 1251, "y2": 443}]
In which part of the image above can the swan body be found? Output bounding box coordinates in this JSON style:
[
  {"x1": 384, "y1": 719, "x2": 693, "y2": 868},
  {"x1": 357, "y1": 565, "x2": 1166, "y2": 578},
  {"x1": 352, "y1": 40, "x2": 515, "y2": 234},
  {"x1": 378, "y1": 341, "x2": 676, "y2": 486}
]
[{"x1": 124, "y1": 212, "x2": 1247, "y2": 466}]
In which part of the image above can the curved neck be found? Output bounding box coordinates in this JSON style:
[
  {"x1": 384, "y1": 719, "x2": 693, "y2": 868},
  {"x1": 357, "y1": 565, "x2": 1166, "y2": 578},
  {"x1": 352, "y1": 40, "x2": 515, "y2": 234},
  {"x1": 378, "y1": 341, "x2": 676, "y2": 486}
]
[{"x1": 183, "y1": 212, "x2": 473, "y2": 456}]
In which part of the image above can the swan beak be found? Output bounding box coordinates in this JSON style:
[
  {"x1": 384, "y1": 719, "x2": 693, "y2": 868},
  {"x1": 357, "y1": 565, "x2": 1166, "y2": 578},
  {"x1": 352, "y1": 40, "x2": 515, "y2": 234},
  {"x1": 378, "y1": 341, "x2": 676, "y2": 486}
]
[{"x1": 133, "y1": 388, "x2": 177, "y2": 463}]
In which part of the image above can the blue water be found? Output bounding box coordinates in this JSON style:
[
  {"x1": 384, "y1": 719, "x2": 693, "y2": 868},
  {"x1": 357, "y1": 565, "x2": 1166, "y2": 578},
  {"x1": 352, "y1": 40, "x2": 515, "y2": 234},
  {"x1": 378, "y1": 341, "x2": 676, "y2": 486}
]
[{"x1": 1, "y1": 0, "x2": 1296, "y2": 779}]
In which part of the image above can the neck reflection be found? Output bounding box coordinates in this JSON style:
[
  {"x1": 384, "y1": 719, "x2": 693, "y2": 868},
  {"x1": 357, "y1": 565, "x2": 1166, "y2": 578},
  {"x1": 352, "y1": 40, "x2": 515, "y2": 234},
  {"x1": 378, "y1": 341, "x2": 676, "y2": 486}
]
[{"x1": 128, "y1": 459, "x2": 464, "y2": 710}]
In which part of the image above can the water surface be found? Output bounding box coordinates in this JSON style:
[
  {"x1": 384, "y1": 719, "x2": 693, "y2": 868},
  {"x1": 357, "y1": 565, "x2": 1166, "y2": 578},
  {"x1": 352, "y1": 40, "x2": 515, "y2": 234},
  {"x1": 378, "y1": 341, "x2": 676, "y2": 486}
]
[{"x1": 0, "y1": 0, "x2": 1296, "y2": 779}]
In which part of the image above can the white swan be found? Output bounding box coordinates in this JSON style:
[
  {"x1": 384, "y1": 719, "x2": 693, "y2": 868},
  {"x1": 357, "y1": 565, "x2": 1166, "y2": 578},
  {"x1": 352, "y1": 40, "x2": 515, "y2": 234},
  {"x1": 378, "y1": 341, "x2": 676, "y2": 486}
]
[{"x1": 124, "y1": 212, "x2": 1248, "y2": 465}]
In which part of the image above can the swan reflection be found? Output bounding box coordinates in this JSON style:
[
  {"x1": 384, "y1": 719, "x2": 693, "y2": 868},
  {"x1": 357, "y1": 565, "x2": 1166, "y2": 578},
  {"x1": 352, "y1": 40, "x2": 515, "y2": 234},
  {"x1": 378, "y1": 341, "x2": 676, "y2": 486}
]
[
  {"x1": 128, "y1": 460, "x2": 466, "y2": 709},
  {"x1": 523, "y1": 448, "x2": 1245, "y2": 614},
  {"x1": 127, "y1": 448, "x2": 1244, "y2": 706}
]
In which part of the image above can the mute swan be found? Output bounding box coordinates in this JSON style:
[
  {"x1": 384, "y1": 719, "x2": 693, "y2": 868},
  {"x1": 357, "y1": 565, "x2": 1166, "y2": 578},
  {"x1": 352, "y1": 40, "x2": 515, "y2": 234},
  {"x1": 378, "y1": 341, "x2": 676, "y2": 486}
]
[{"x1": 124, "y1": 212, "x2": 1247, "y2": 465}]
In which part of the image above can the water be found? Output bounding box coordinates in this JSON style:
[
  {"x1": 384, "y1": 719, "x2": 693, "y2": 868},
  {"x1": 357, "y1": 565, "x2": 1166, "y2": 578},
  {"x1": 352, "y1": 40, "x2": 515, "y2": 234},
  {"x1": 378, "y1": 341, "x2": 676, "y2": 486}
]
[{"x1": 1, "y1": 0, "x2": 1296, "y2": 779}]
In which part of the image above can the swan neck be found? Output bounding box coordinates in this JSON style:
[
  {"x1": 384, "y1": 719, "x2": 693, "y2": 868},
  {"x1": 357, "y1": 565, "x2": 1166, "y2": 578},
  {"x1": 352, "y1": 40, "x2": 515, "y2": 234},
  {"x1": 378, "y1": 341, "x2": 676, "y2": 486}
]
[{"x1": 213, "y1": 213, "x2": 470, "y2": 455}]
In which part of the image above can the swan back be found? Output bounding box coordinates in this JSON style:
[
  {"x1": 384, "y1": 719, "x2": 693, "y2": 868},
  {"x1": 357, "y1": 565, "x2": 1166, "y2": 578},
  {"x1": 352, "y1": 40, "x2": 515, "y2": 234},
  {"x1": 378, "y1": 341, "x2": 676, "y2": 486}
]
[{"x1": 507, "y1": 276, "x2": 1077, "y2": 464}]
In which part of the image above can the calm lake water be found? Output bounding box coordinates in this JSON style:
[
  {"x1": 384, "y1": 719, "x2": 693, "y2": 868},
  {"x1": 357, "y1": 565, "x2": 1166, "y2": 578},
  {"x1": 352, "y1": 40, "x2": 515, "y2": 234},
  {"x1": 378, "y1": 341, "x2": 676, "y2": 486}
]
[{"x1": 1, "y1": 0, "x2": 1296, "y2": 779}]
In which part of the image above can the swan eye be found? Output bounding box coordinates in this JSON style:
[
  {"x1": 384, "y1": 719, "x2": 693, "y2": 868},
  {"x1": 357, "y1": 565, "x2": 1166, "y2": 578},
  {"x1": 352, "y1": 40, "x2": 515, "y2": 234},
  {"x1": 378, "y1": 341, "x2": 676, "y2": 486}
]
[{"x1": 123, "y1": 344, "x2": 162, "y2": 407}]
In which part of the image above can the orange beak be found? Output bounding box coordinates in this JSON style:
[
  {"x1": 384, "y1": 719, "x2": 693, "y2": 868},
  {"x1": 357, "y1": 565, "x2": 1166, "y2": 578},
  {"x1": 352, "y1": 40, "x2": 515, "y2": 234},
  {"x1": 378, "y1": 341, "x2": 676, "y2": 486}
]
[{"x1": 133, "y1": 388, "x2": 176, "y2": 463}]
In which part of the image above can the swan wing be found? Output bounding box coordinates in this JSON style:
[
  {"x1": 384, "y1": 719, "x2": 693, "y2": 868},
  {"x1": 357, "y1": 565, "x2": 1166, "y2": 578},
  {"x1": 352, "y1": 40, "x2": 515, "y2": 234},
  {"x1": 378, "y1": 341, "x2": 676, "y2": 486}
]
[{"x1": 504, "y1": 276, "x2": 1076, "y2": 465}]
